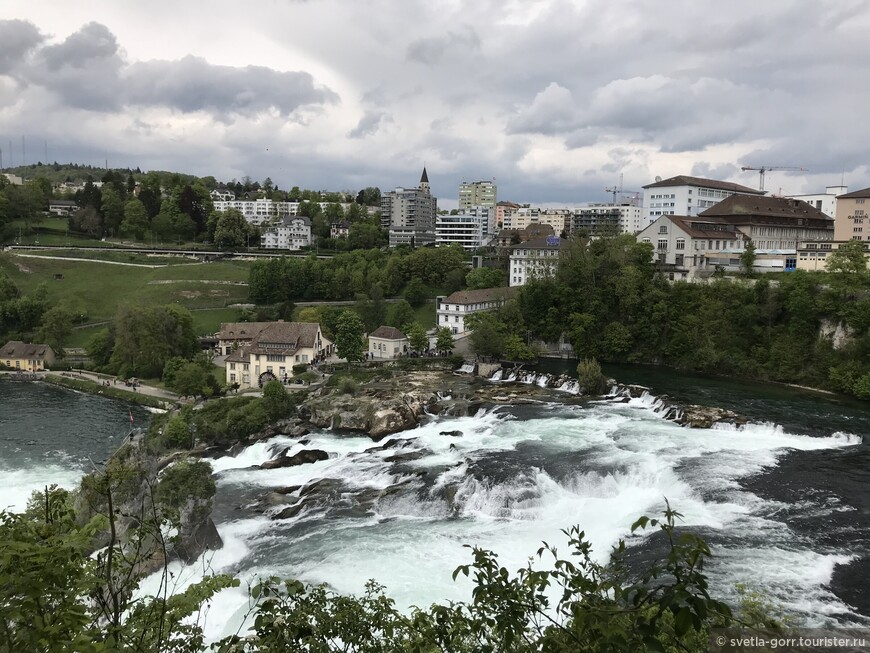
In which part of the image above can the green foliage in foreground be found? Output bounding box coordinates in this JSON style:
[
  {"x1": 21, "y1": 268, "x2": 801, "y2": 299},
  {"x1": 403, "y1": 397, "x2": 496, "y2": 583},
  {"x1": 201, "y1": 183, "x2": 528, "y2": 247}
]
[
  {"x1": 43, "y1": 374, "x2": 168, "y2": 408},
  {"x1": 0, "y1": 499, "x2": 788, "y2": 653}
]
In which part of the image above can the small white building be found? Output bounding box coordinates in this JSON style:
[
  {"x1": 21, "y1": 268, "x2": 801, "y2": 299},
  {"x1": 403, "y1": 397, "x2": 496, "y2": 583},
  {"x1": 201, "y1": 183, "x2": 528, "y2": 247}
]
[
  {"x1": 48, "y1": 200, "x2": 77, "y2": 216},
  {"x1": 368, "y1": 326, "x2": 409, "y2": 359},
  {"x1": 209, "y1": 189, "x2": 236, "y2": 202},
  {"x1": 436, "y1": 286, "x2": 518, "y2": 335},
  {"x1": 330, "y1": 221, "x2": 350, "y2": 239},
  {"x1": 260, "y1": 216, "x2": 312, "y2": 250},
  {"x1": 509, "y1": 236, "x2": 568, "y2": 287}
]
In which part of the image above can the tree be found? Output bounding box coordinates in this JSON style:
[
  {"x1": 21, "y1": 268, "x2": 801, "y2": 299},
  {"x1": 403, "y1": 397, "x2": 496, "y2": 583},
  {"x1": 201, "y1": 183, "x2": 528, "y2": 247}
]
[
  {"x1": 403, "y1": 277, "x2": 427, "y2": 307},
  {"x1": 333, "y1": 310, "x2": 366, "y2": 364},
  {"x1": 172, "y1": 362, "x2": 208, "y2": 398},
  {"x1": 826, "y1": 239, "x2": 869, "y2": 292},
  {"x1": 39, "y1": 303, "x2": 76, "y2": 355},
  {"x1": 386, "y1": 299, "x2": 415, "y2": 332},
  {"x1": 435, "y1": 326, "x2": 454, "y2": 354},
  {"x1": 262, "y1": 380, "x2": 291, "y2": 419},
  {"x1": 213, "y1": 209, "x2": 249, "y2": 248},
  {"x1": 70, "y1": 206, "x2": 102, "y2": 236},
  {"x1": 502, "y1": 333, "x2": 536, "y2": 361},
  {"x1": 100, "y1": 185, "x2": 124, "y2": 236},
  {"x1": 466, "y1": 266, "x2": 506, "y2": 290},
  {"x1": 577, "y1": 357, "x2": 608, "y2": 394},
  {"x1": 740, "y1": 240, "x2": 757, "y2": 277},
  {"x1": 406, "y1": 322, "x2": 429, "y2": 352},
  {"x1": 120, "y1": 198, "x2": 149, "y2": 240}
]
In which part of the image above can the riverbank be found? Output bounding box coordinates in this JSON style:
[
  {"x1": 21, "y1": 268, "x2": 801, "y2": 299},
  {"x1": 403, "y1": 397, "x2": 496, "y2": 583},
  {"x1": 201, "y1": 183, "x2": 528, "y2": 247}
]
[{"x1": 42, "y1": 373, "x2": 172, "y2": 409}]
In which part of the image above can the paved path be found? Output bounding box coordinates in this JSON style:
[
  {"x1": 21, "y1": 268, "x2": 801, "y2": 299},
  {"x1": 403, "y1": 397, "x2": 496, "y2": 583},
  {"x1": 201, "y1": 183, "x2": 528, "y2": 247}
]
[{"x1": 61, "y1": 369, "x2": 182, "y2": 402}]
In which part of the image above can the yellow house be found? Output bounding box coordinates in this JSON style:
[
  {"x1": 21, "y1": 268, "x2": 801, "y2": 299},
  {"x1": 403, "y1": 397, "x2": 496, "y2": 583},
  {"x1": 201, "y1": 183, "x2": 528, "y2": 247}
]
[{"x1": 1, "y1": 341, "x2": 56, "y2": 371}]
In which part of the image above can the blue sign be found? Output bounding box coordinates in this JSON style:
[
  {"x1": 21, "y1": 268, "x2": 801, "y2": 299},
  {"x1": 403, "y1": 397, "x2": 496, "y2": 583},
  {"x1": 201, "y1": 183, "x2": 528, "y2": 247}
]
[{"x1": 546, "y1": 236, "x2": 560, "y2": 246}]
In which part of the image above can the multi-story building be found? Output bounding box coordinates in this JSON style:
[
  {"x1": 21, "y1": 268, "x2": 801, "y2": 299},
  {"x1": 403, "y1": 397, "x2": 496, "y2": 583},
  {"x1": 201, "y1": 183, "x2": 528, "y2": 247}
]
[
  {"x1": 787, "y1": 185, "x2": 847, "y2": 219},
  {"x1": 503, "y1": 208, "x2": 569, "y2": 234},
  {"x1": 368, "y1": 326, "x2": 409, "y2": 359},
  {"x1": 700, "y1": 194, "x2": 834, "y2": 250},
  {"x1": 435, "y1": 287, "x2": 518, "y2": 335},
  {"x1": 833, "y1": 187, "x2": 870, "y2": 242},
  {"x1": 435, "y1": 208, "x2": 494, "y2": 250},
  {"x1": 459, "y1": 180, "x2": 497, "y2": 212},
  {"x1": 642, "y1": 175, "x2": 764, "y2": 222},
  {"x1": 636, "y1": 195, "x2": 835, "y2": 279},
  {"x1": 260, "y1": 216, "x2": 312, "y2": 250},
  {"x1": 224, "y1": 321, "x2": 333, "y2": 389},
  {"x1": 209, "y1": 189, "x2": 236, "y2": 202},
  {"x1": 636, "y1": 216, "x2": 743, "y2": 280},
  {"x1": 382, "y1": 167, "x2": 438, "y2": 247},
  {"x1": 495, "y1": 201, "x2": 520, "y2": 229},
  {"x1": 570, "y1": 203, "x2": 644, "y2": 235},
  {"x1": 509, "y1": 236, "x2": 568, "y2": 286}
]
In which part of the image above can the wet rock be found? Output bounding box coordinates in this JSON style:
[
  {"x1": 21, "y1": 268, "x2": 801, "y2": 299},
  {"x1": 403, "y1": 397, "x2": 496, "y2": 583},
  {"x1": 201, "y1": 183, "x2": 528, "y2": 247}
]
[
  {"x1": 384, "y1": 451, "x2": 425, "y2": 463},
  {"x1": 673, "y1": 404, "x2": 747, "y2": 429},
  {"x1": 260, "y1": 449, "x2": 329, "y2": 470},
  {"x1": 439, "y1": 430, "x2": 463, "y2": 437},
  {"x1": 273, "y1": 502, "x2": 307, "y2": 520}
]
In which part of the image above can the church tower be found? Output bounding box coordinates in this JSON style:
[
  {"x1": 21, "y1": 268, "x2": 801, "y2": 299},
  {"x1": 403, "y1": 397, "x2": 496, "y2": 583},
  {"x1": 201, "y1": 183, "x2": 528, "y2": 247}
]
[{"x1": 420, "y1": 166, "x2": 430, "y2": 195}]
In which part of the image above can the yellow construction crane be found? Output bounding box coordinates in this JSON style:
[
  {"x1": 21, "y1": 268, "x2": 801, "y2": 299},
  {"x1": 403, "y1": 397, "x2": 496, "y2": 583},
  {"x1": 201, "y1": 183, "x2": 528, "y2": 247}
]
[{"x1": 740, "y1": 165, "x2": 807, "y2": 191}]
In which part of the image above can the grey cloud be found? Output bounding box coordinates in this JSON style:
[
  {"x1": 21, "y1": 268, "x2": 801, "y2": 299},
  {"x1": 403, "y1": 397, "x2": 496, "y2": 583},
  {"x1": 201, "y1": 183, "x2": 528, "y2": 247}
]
[
  {"x1": 125, "y1": 56, "x2": 338, "y2": 117},
  {"x1": 39, "y1": 22, "x2": 120, "y2": 71},
  {"x1": 15, "y1": 22, "x2": 338, "y2": 118},
  {"x1": 406, "y1": 27, "x2": 480, "y2": 65},
  {"x1": 348, "y1": 110, "x2": 390, "y2": 138},
  {"x1": 0, "y1": 20, "x2": 44, "y2": 75},
  {"x1": 691, "y1": 163, "x2": 741, "y2": 181}
]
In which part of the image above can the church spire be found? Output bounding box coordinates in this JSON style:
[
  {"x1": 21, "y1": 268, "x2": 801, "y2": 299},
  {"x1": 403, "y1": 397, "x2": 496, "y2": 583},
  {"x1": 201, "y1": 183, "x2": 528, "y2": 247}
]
[{"x1": 420, "y1": 166, "x2": 430, "y2": 193}]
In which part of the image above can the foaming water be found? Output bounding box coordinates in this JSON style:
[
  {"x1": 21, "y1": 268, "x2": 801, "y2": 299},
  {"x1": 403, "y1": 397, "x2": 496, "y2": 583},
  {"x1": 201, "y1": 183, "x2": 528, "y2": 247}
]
[{"x1": 3, "y1": 379, "x2": 867, "y2": 635}]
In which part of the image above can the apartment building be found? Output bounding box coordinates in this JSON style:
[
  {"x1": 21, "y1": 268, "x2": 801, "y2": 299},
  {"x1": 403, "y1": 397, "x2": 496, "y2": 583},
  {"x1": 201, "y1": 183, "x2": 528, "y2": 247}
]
[
  {"x1": 382, "y1": 168, "x2": 438, "y2": 247},
  {"x1": 642, "y1": 175, "x2": 764, "y2": 222}
]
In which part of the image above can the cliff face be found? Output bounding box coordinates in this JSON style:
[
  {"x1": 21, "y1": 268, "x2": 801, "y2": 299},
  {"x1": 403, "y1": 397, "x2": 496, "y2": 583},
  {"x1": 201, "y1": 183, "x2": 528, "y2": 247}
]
[{"x1": 74, "y1": 436, "x2": 223, "y2": 574}]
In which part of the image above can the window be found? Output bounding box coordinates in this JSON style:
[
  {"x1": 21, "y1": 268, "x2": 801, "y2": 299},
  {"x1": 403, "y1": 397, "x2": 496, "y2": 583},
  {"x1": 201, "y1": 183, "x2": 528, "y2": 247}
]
[
  {"x1": 229, "y1": 363, "x2": 236, "y2": 370},
  {"x1": 659, "y1": 225, "x2": 668, "y2": 234},
  {"x1": 657, "y1": 239, "x2": 668, "y2": 250},
  {"x1": 230, "y1": 373, "x2": 236, "y2": 382},
  {"x1": 857, "y1": 199, "x2": 866, "y2": 204},
  {"x1": 675, "y1": 239, "x2": 685, "y2": 250},
  {"x1": 267, "y1": 354, "x2": 284, "y2": 362}
]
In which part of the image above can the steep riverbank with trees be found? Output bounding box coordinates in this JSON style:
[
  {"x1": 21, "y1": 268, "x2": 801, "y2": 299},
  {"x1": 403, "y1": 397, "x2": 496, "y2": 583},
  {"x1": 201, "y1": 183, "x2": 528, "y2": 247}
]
[{"x1": 471, "y1": 235, "x2": 870, "y2": 400}]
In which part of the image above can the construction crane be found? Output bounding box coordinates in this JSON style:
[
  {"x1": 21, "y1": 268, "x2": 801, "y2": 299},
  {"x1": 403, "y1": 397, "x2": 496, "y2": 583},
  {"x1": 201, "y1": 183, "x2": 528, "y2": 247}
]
[
  {"x1": 740, "y1": 165, "x2": 808, "y2": 191},
  {"x1": 604, "y1": 173, "x2": 639, "y2": 204}
]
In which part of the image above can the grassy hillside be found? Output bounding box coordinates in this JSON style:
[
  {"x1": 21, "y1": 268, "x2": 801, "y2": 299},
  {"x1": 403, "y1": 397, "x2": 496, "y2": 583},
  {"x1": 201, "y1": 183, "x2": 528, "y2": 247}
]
[{"x1": 0, "y1": 253, "x2": 252, "y2": 325}]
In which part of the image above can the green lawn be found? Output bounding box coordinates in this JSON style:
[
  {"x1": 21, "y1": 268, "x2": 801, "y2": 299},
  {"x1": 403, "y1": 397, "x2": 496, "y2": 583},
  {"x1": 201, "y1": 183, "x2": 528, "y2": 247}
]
[
  {"x1": 0, "y1": 253, "x2": 252, "y2": 323},
  {"x1": 414, "y1": 301, "x2": 436, "y2": 329},
  {"x1": 190, "y1": 307, "x2": 245, "y2": 336}
]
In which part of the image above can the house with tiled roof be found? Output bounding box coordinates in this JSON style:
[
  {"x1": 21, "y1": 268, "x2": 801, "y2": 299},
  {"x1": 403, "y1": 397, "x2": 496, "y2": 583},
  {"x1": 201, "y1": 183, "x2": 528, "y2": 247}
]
[
  {"x1": 435, "y1": 286, "x2": 518, "y2": 335},
  {"x1": 1, "y1": 341, "x2": 56, "y2": 372},
  {"x1": 222, "y1": 322, "x2": 333, "y2": 389},
  {"x1": 368, "y1": 326, "x2": 409, "y2": 359},
  {"x1": 642, "y1": 175, "x2": 765, "y2": 222}
]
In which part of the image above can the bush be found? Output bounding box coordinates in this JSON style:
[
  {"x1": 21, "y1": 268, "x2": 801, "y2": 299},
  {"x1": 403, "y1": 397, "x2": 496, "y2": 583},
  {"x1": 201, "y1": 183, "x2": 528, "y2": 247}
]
[
  {"x1": 292, "y1": 363, "x2": 309, "y2": 374},
  {"x1": 155, "y1": 459, "x2": 216, "y2": 510},
  {"x1": 576, "y1": 357, "x2": 608, "y2": 395},
  {"x1": 337, "y1": 377, "x2": 358, "y2": 395}
]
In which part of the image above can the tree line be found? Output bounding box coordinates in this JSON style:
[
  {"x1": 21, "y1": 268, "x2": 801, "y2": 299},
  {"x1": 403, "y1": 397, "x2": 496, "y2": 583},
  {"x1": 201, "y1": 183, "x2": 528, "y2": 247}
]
[{"x1": 468, "y1": 235, "x2": 870, "y2": 400}]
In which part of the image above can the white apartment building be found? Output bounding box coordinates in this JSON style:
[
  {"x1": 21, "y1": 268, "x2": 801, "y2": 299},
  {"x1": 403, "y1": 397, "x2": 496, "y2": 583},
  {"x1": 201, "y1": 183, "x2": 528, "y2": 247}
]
[
  {"x1": 509, "y1": 236, "x2": 568, "y2": 286},
  {"x1": 459, "y1": 180, "x2": 497, "y2": 211},
  {"x1": 642, "y1": 175, "x2": 764, "y2": 222},
  {"x1": 787, "y1": 185, "x2": 847, "y2": 219},
  {"x1": 570, "y1": 203, "x2": 644, "y2": 235},
  {"x1": 436, "y1": 287, "x2": 518, "y2": 335},
  {"x1": 213, "y1": 199, "x2": 297, "y2": 226},
  {"x1": 435, "y1": 208, "x2": 494, "y2": 250},
  {"x1": 260, "y1": 216, "x2": 312, "y2": 250}
]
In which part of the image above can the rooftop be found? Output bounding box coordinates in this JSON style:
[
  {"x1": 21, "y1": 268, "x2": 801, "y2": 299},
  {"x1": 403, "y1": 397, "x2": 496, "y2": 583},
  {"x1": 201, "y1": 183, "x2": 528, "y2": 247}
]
[
  {"x1": 700, "y1": 194, "x2": 834, "y2": 221},
  {"x1": 512, "y1": 236, "x2": 569, "y2": 250},
  {"x1": 1, "y1": 340, "x2": 54, "y2": 359},
  {"x1": 443, "y1": 286, "x2": 518, "y2": 305},
  {"x1": 666, "y1": 216, "x2": 739, "y2": 240},
  {"x1": 838, "y1": 187, "x2": 870, "y2": 200},
  {"x1": 643, "y1": 175, "x2": 764, "y2": 195},
  {"x1": 369, "y1": 326, "x2": 407, "y2": 340}
]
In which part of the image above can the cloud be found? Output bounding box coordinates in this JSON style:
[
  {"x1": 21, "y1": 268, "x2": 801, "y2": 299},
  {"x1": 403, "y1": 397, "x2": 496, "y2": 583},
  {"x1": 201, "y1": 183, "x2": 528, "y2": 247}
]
[
  {"x1": 0, "y1": 19, "x2": 44, "y2": 75},
  {"x1": 348, "y1": 110, "x2": 390, "y2": 138},
  {"x1": 507, "y1": 83, "x2": 577, "y2": 135},
  {"x1": 406, "y1": 27, "x2": 481, "y2": 65},
  {"x1": 8, "y1": 21, "x2": 338, "y2": 117}
]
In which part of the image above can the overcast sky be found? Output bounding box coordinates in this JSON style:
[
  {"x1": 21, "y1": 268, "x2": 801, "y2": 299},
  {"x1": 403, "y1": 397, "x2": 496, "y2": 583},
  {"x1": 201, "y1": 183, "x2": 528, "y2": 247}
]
[{"x1": 2, "y1": 0, "x2": 870, "y2": 205}]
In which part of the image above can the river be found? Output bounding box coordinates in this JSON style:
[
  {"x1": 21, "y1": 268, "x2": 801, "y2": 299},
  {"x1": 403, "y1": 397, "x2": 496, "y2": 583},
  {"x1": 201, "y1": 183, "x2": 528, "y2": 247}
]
[{"x1": 1, "y1": 368, "x2": 868, "y2": 641}]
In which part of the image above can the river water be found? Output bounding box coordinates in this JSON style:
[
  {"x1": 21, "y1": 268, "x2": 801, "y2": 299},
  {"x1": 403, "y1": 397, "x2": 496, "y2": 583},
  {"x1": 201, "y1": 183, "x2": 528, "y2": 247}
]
[{"x1": 1, "y1": 368, "x2": 868, "y2": 641}]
